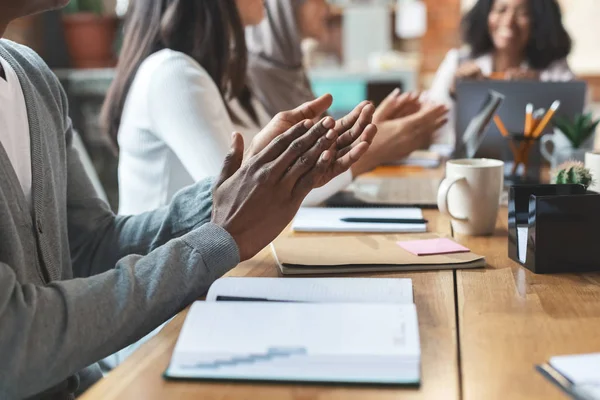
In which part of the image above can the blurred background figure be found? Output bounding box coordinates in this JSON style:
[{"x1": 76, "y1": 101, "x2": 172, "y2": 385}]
[
  {"x1": 4, "y1": 0, "x2": 600, "y2": 209},
  {"x1": 246, "y1": 0, "x2": 448, "y2": 176},
  {"x1": 428, "y1": 0, "x2": 574, "y2": 147}
]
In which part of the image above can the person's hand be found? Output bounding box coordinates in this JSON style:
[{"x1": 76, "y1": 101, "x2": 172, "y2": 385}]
[
  {"x1": 350, "y1": 102, "x2": 448, "y2": 176},
  {"x1": 246, "y1": 94, "x2": 333, "y2": 159},
  {"x1": 312, "y1": 101, "x2": 378, "y2": 187},
  {"x1": 212, "y1": 116, "x2": 374, "y2": 261},
  {"x1": 373, "y1": 88, "x2": 421, "y2": 124},
  {"x1": 504, "y1": 68, "x2": 540, "y2": 81},
  {"x1": 451, "y1": 62, "x2": 484, "y2": 96}
]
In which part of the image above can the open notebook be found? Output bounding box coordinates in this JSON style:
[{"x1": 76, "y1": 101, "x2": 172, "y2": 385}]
[
  {"x1": 165, "y1": 278, "x2": 420, "y2": 386},
  {"x1": 272, "y1": 233, "x2": 485, "y2": 275}
]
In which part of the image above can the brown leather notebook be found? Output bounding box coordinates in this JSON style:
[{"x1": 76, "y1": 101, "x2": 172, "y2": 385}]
[{"x1": 272, "y1": 233, "x2": 485, "y2": 275}]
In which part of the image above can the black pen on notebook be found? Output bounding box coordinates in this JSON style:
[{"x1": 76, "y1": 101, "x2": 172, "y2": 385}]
[{"x1": 340, "y1": 217, "x2": 428, "y2": 224}]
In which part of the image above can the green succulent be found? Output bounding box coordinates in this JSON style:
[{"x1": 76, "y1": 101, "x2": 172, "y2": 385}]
[
  {"x1": 554, "y1": 113, "x2": 600, "y2": 149},
  {"x1": 552, "y1": 161, "x2": 594, "y2": 189},
  {"x1": 62, "y1": 0, "x2": 104, "y2": 14}
]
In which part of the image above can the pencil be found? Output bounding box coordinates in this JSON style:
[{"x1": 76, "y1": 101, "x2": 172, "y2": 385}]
[
  {"x1": 531, "y1": 101, "x2": 561, "y2": 139},
  {"x1": 525, "y1": 104, "x2": 534, "y2": 137},
  {"x1": 494, "y1": 115, "x2": 511, "y2": 138}
]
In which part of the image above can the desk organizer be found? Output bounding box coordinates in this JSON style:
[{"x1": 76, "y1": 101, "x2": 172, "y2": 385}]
[{"x1": 508, "y1": 184, "x2": 600, "y2": 273}]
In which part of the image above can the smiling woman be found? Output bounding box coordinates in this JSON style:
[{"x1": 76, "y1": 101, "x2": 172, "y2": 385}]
[{"x1": 427, "y1": 0, "x2": 575, "y2": 148}]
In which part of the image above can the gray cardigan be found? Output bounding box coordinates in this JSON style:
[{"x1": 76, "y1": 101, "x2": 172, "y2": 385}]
[{"x1": 0, "y1": 40, "x2": 240, "y2": 399}]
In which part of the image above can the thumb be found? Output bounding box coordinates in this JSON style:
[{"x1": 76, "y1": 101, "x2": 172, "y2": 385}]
[{"x1": 215, "y1": 132, "x2": 244, "y2": 188}]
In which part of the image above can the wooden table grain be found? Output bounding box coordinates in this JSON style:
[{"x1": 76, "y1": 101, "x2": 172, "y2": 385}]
[
  {"x1": 81, "y1": 204, "x2": 460, "y2": 400},
  {"x1": 454, "y1": 210, "x2": 600, "y2": 400}
]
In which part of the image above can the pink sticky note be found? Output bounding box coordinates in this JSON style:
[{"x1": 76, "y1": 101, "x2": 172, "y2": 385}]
[{"x1": 397, "y1": 238, "x2": 470, "y2": 256}]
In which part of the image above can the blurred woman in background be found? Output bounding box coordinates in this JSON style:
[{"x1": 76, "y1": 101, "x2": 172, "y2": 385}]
[
  {"x1": 102, "y1": 0, "x2": 378, "y2": 216},
  {"x1": 246, "y1": 0, "x2": 448, "y2": 173},
  {"x1": 428, "y1": 0, "x2": 574, "y2": 147},
  {"x1": 99, "y1": 0, "x2": 379, "y2": 368}
]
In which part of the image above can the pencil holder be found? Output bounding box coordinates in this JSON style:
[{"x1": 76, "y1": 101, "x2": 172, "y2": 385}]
[
  {"x1": 503, "y1": 134, "x2": 542, "y2": 185},
  {"x1": 508, "y1": 184, "x2": 600, "y2": 273}
]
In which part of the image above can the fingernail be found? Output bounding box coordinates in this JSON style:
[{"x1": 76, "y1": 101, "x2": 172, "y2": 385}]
[
  {"x1": 322, "y1": 151, "x2": 331, "y2": 161},
  {"x1": 323, "y1": 117, "x2": 335, "y2": 129},
  {"x1": 391, "y1": 88, "x2": 400, "y2": 96},
  {"x1": 303, "y1": 120, "x2": 313, "y2": 129},
  {"x1": 326, "y1": 129, "x2": 336, "y2": 140}
]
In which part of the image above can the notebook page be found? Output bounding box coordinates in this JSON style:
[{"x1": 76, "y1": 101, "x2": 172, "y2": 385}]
[
  {"x1": 206, "y1": 277, "x2": 413, "y2": 304},
  {"x1": 292, "y1": 207, "x2": 426, "y2": 233},
  {"x1": 168, "y1": 302, "x2": 420, "y2": 383}
]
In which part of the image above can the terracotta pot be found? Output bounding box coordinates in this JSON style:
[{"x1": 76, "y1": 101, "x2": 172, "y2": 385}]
[{"x1": 62, "y1": 13, "x2": 118, "y2": 69}]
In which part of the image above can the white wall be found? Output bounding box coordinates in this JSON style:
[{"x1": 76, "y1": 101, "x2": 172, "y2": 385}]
[{"x1": 561, "y1": 0, "x2": 600, "y2": 75}]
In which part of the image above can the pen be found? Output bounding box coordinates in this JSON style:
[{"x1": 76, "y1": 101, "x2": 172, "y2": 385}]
[
  {"x1": 531, "y1": 101, "x2": 560, "y2": 139},
  {"x1": 216, "y1": 296, "x2": 298, "y2": 302},
  {"x1": 340, "y1": 218, "x2": 428, "y2": 224}
]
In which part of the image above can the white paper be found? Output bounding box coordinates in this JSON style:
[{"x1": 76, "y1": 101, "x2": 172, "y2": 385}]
[
  {"x1": 292, "y1": 207, "x2": 426, "y2": 233},
  {"x1": 517, "y1": 226, "x2": 528, "y2": 263},
  {"x1": 551, "y1": 353, "x2": 600, "y2": 385},
  {"x1": 168, "y1": 302, "x2": 420, "y2": 384},
  {"x1": 206, "y1": 277, "x2": 413, "y2": 304}
]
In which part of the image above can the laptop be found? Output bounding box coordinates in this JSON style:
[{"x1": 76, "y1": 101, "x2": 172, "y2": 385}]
[
  {"x1": 456, "y1": 80, "x2": 587, "y2": 160},
  {"x1": 324, "y1": 90, "x2": 504, "y2": 208}
]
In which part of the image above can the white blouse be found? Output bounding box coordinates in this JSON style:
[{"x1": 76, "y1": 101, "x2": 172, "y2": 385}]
[
  {"x1": 117, "y1": 49, "x2": 352, "y2": 215},
  {"x1": 427, "y1": 48, "x2": 576, "y2": 149}
]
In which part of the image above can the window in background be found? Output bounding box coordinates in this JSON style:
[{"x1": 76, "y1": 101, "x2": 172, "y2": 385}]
[{"x1": 116, "y1": 0, "x2": 128, "y2": 16}]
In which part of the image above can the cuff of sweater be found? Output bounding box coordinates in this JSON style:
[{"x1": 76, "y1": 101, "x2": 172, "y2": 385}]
[{"x1": 181, "y1": 223, "x2": 240, "y2": 277}]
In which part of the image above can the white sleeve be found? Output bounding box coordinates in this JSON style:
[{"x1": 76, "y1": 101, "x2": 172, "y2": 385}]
[
  {"x1": 147, "y1": 53, "x2": 235, "y2": 181},
  {"x1": 301, "y1": 170, "x2": 353, "y2": 207},
  {"x1": 425, "y1": 49, "x2": 460, "y2": 148},
  {"x1": 541, "y1": 58, "x2": 576, "y2": 82}
]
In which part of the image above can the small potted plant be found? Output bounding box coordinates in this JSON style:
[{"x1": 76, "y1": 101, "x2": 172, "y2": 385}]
[
  {"x1": 543, "y1": 113, "x2": 600, "y2": 167},
  {"x1": 551, "y1": 161, "x2": 594, "y2": 190},
  {"x1": 62, "y1": 0, "x2": 119, "y2": 69}
]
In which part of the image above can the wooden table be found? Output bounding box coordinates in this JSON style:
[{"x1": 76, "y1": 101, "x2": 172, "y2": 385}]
[{"x1": 82, "y1": 167, "x2": 600, "y2": 400}]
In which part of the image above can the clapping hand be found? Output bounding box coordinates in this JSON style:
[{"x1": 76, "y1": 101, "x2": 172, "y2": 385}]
[{"x1": 213, "y1": 100, "x2": 377, "y2": 261}]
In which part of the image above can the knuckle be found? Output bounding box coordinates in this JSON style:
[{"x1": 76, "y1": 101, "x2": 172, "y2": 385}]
[
  {"x1": 316, "y1": 137, "x2": 328, "y2": 150},
  {"x1": 297, "y1": 155, "x2": 310, "y2": 167},
  {"x1": 272, "y1": 135, "x2": 287, "y2": 151},
  {"x1": 275, "y1": 111, "x2": 290, "y2": 123},
  {"x1": 255, "y1": 165, "x2": 272, "y2": 184},
  {"x1": 291, "y1": 139, "x2": 304, "y2": 154}
]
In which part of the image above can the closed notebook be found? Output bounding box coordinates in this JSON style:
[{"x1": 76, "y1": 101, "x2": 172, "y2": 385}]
[
  {"x1": 537, "y1": 353, "x2": 600, "y2": 399},
  {"x1": 272, "y1": 233, "x2": 485, "y2": 275},
  {"x1": 292, "y1": 207, "x2": 427, "y2": 233},
  {"x1": 165, "y1": 301, "x2": 421, "y2": 386},
  {"x1": 206, "y1": 277, "x2": 413, "y2": 304}
]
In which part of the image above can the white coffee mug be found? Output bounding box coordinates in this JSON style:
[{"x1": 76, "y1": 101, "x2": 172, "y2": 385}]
[
  {"x1": 541, "y1": 128, "x2": 595, "y2": 166},
  {"x1": 540, "y1": 128, "x2": 573, "y2": 164},
  {"x1": 437, "y1": 159, "x2": 504, "y2": 236},
  {"x1": 585, "y1": 151, "x2": 600, "y2": 193}
]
